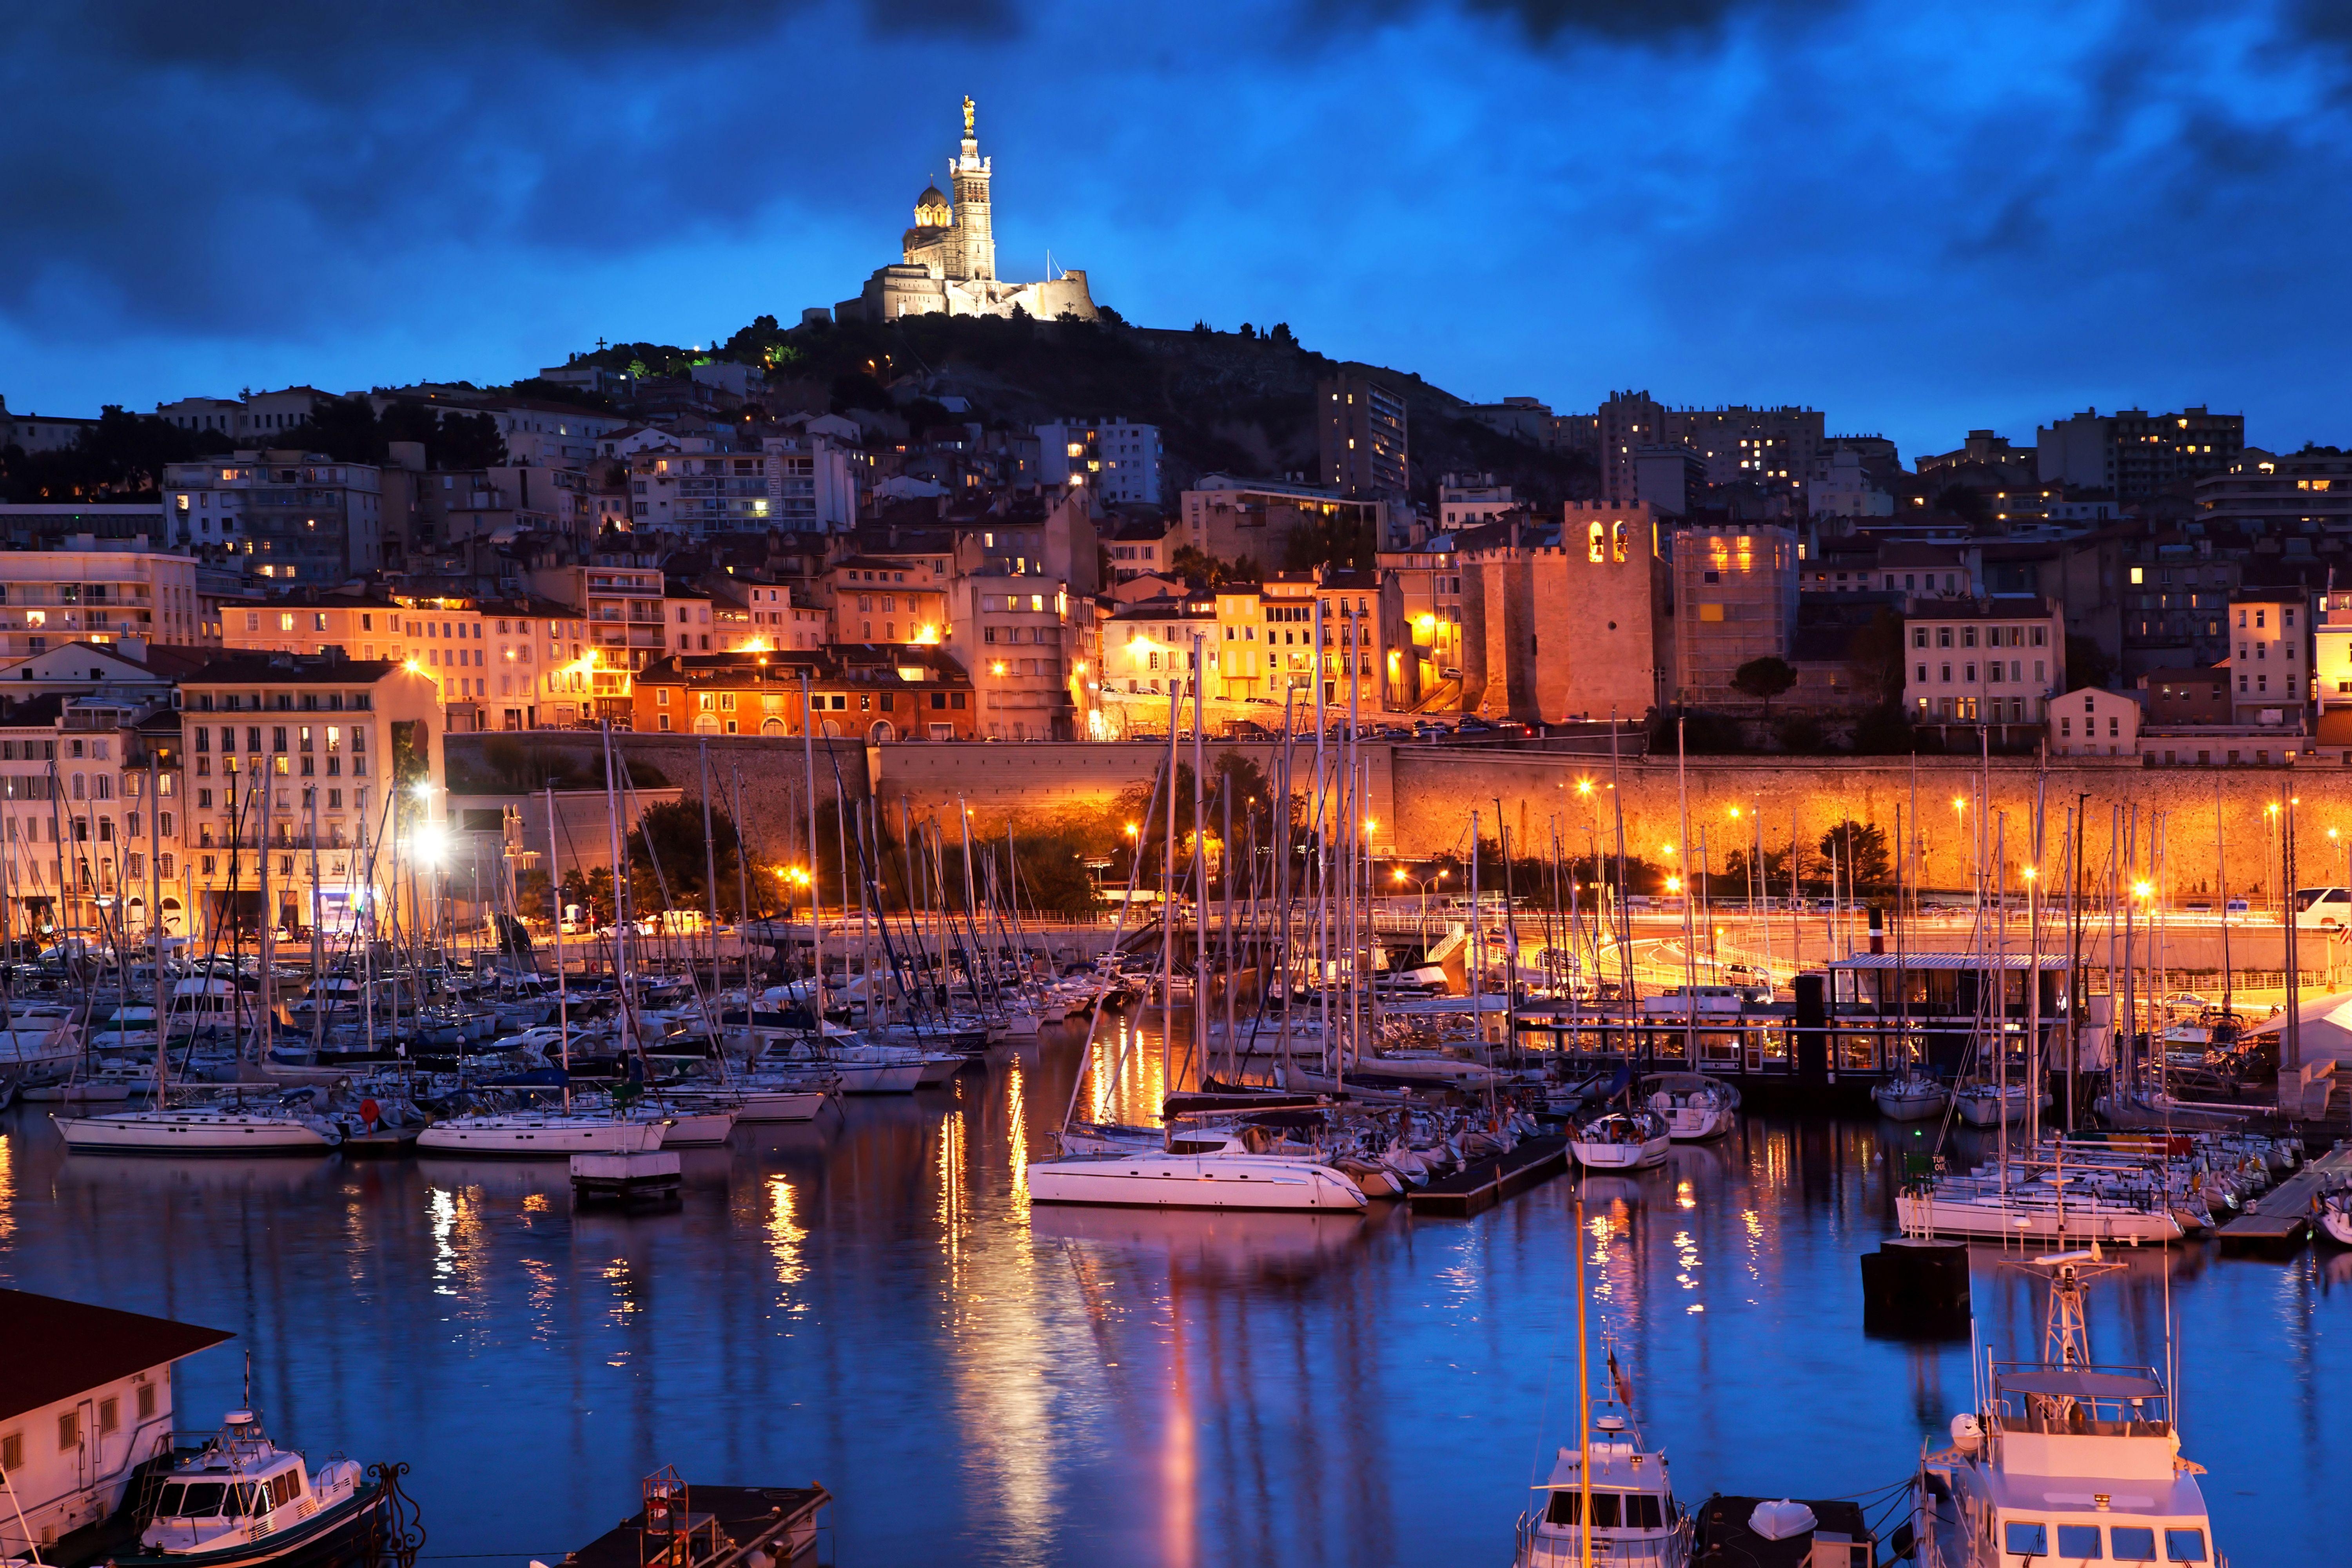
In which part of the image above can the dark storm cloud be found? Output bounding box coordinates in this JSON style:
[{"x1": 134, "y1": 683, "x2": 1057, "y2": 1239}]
[{"x1": 0, "y1": 1, "x2": 1016, "y2": 334}]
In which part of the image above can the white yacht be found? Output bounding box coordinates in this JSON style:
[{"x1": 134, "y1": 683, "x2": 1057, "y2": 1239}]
[
  {"x1": 1572, "y1": 1108, "x2": 1671, "y2": 1171},
  {"x1": 1916, "y1": 1249, "x2": 2221, "y2": 1568},
  {"x1": 1514, "y1": 1403, "x2": 1692, "y2": 1568},
  {"x1": 1953, "y1": 1079, "x2": 2047, "y2": 1127},
  {"x1": 51, "y1": 1105, "x2": 341, "y2": 1156},
  {"x1": 1896, "y1": 1167, "x2": 2185, "y2": 1244},
  {"x1": 121, "y1": 1408, "x2": 381, "y2": 1568},
  {"x1": 1874, "y1": 1067, "x2": 1950, "y2": 1121},
  {"x1": 415, "y1": 1111, "x2": 668, "y2": 1157},
  {"x1": 1026, "y1": 1126, "x2": 1368, "y2": 1212},
  {"x1": 1641, "y1": 1072, "x2": 1740, "y2": 1141},
  {"x1": 661, "y1": 1081, "x2": 834, "y2": 1123}
]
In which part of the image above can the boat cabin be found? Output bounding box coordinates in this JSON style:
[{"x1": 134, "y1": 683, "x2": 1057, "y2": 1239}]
[
  {"x1": 0, "y1": 1289, "x2": 230, "y2": 1557},
  {"x1": 1517, "y1": 1411, "x2": 1689, "y2": 1568},
  {"x1": 1823, "y1": 953, "x2": 2072, "y2": 1077},
  {"x1": 143, "y1": 1416, "x2": 310, "y2": 1551}
]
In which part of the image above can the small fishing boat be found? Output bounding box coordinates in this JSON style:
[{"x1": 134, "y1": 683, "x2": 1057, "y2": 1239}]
[
  {"x1": 1641, "y1": 1072, "x2": 1739, "y2": 1141},
  {"x1": 118, "y1": 1409, "x2": 384, "y2": 1568},
  {"x1": 1571, "y1": 1108, "x2": 1671, "y2": 1171},
  {"x1": 1873, "y1": 1066, "x2": 1949, "y2": 1122}
]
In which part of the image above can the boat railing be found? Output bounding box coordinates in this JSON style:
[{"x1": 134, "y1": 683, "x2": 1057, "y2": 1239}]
[{"x1": 1514, "y1": 1514, "x2": 1691, "y2": 1566}]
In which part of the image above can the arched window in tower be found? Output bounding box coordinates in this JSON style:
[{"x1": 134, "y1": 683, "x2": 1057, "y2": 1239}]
[
  {"x1": 1588, "y1": 521, "x2": 1606, "y2": 564},
  {"x1": 1612, "y1": 522, "x2": 1629, "y2": 564}
]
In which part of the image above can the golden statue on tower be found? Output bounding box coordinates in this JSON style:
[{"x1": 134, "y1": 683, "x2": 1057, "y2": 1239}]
[{"x1": 963, "y1": 95, "x2": 975, "y2": 136}]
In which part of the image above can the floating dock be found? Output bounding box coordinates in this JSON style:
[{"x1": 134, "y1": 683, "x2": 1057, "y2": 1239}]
[
  {"x1": 571, "y1": 1149, "x2": 682, "y2": 1205},
  {"x1": 558, "y1": 1474, "x2": 830, "y2": 1568},
  {"x1": 1408, "y1": 1134, "x2": 1570, "y2": 1218},
  {"x1": 2217, "y1": 1143, "x2": 2352, "y2": 1254},
  {"x1": 1695, "y1": 1493, "x2": 1877, "y2": 1568}
]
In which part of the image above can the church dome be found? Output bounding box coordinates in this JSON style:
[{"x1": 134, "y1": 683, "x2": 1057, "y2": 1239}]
[{"x1": 913, "y1": 185, "x2": 951, "y2": 227}]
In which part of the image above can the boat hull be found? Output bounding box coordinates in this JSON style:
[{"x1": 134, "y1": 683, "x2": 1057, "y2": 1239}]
[
  {"x1": 1572, "y1": 1134, "x2": 1671, "y2": 1170},
  {"x1": 51, "y1": 1111, "x2": 336, "y2": 1155},
  {"x1": 1026, "y1": 1153, "x2": 1367, "y2": 1211},
  {"x1": 658, "y1": 1109, "x2": 737, "y2": 1147},
  {"x1": 717, "y1": 1089, "x2": 830, "y2": 1122},
  {"x1": 1895, "y1": 1191, "x2": 2184, "y2": 1242},
  {"x1": 833, "y1": 1061, "x2": 923, "y2": 1094},
  {"x1": 1873, "y1": 1086, "x2": 1949, "y2": 1121},
  {"x1": 415, "y1": 1116, "x2": 666, "y2": 1157},
  {"x1": 119, "y1": 1481, "x2": 385, "y2": 1568}
]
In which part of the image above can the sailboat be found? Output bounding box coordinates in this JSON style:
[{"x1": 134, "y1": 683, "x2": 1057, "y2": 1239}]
[{"x1": 1914, "y1": 1247, "x2": 2222, "y2": 1568}]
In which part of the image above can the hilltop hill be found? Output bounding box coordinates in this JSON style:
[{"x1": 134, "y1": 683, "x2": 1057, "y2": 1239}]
[{"x1": 566, "y1": 312, "x2": 1597, "y2": 511}]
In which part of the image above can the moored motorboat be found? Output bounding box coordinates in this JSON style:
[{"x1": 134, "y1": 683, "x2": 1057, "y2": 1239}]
[
  {"x1": 1514, "y1": 1401, "x2": 1692, "y2": 1568},
  {"x1": 1915, "y1": 1247, "x2": 2222, "y2": 1568},
  {"x1": 116, "y1": 1408, "x2": 386, "y2": 1568}
]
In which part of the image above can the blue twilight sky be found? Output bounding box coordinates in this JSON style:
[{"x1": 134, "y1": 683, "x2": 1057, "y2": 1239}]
[{"x1": 4, "y1": 0, "x2": 2350, "y2": 462}]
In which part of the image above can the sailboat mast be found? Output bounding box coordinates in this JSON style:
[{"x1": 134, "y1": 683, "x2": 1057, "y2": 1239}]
[
  {"x1": 149, "y1": 752, "x2": 167, "y2": 1100},
  {"x1": 801, "y1": 669, "x2": 825, "y2": 1026}
]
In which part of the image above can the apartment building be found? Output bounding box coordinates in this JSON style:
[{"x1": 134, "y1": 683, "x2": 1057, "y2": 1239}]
[
  {"x1": 1901, "y1": 596, "x2": 2065, "y2": 730},
  {"x1": 1037, "y1": 419, "x2": 1163, "y2": 505},
  {"x1": 824, "y1": 555, "x2": 951, "y2": 645},
  {"x1": 1318, "y1": 375, "x2": 1409, "y2": 498},
  {"x1": 162, "y1": 452, "x2": 384, "y2": 582},
  {"x1": 1105, "y1": 595, "x2": 1216, "y2": 703},
  {"x1": 630, "y1": 647, "x2": 976, "y2": 740},
  {"x1": 0, "y1": 545, "x2": 208, "y2": 658},
  {"x1": 952, "y1": 576, "x2": 1075, "y2": 739},
  {"x1": 2037, "y1": 406, "x2": 2243, "y2": 500},
  {"x1": 1593, "y1": 392, "x2": 1825, "y2": 507},
  {"x1": 2224, "y1": 592, "x2": 2311, "y2": 722},
  {"x1": 1105, "y1": 517, "x2": 1174, "y2": 581},
  {"x1": 1671, "y1": 523, "x2": 1798, "y2": 705},
  {"x1": 1376, "y1": 542, "x2": 1466, "y2": 712},
  {"x1": 179, "y1": 653, "x2": 443, "y2": 937},
  {"x1": 525, "y1": 561, "x2": 669, "y2": 718},
  {"x1": 2049, "y1": 687, "x2": 2141, "y2": 758}
]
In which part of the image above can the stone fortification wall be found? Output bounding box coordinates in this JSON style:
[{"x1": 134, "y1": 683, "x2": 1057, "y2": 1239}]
[{"x1": 1390, "y1": 749, "x2": 2319, "y2": 900}]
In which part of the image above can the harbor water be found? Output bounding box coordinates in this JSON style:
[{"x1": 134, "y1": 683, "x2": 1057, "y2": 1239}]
[{"x1": 1, "y1": 1015, "x2": 2345, "y2": 1566}]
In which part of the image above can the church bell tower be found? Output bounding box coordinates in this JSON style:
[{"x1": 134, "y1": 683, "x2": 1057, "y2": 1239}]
[{"x1": 951, "y1": 94, "x2": 995, "y2": 283}]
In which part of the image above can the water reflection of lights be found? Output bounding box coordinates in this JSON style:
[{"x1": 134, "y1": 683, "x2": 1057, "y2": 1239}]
[
  {"x1": 939, "y1": 1110, "x2": 969, "y2": 1280},
  {"x1": 766, "y1": 1175, "x2": 808, "y2": 1302},
  {"x1": 1672, "y1": 1228, "x2": 1704, "y2": 1312},
  {"x1": 1006, "y1": 1060, "x2": 1030, "y2": 1210},
  {"x1": 427, "y1": 1186, "x2": 463, "y2": 1296},
  {"x1": 521, "y1": 1257, "x2": 558, "y2": 1338},
  {"x1": 0, "y1": 1134, "x2": 13, "y2": 1241},
  {"x1": 1675, "y1": 1178, "x2": 1696, "y2": 1210}
]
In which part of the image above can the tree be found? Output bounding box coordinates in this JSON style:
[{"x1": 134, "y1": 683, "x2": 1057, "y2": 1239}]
[
  {"x1": 1731, "y1": 656, "x2": 1798, "y2": 712},
  {"x1": 626, "y1": 798, "x2": 767, "y2": 918},
  {"x1": 1817, "y1": 819, "x2": 1893, "y2": 893},
  {"x1": 1169, "y1": 546, "x2": 1243, "y2": 587},
  {"x1": 1844, "y1": 608, "x2": 1907, "y2": 706},
  {"x1": 1850, "y1": 704, "x2": 1918, "y2": 755},
  {"x1": 2066, "y1": 633, "x2": 2117, "y2": 691},
  {"x1": 1934, "y1": 482, "x2": 1987, "y2": 524}
]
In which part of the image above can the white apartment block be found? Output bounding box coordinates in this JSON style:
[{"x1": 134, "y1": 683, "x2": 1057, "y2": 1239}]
[
  {"x1": 1037, "y1": 419, "x2": 1162, "y2": 505},
  {"x1": 1902, "y1": 596, "x2": 2065, "y2": 725},
  {"x1": 2225, "y1": 594, "x2": 2310, "y2": 720},
  {"x1": 0, "y1": 546, "x2": 206, "y2": 658}
]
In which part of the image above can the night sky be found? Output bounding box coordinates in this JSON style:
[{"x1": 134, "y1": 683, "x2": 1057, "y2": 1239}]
[{"x1": 6, "y1": 1, "x2": 2348, "y2": 459}]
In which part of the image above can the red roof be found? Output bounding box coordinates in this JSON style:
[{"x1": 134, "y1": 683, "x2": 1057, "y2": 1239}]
[{"x1": 0, "y1": 1289, "x2": 231, "y2": 1423}]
